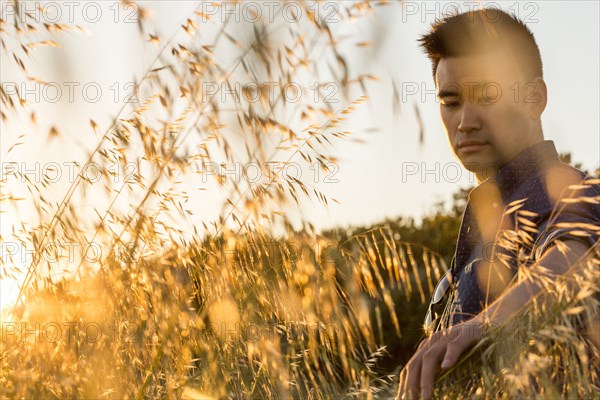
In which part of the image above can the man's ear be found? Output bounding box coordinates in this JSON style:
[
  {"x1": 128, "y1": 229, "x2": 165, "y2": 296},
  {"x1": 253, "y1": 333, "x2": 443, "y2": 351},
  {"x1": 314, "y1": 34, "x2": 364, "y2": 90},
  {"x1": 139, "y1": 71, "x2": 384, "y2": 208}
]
[{"x1": 529, "y1": 77, "x2": 548, "y2": 119}]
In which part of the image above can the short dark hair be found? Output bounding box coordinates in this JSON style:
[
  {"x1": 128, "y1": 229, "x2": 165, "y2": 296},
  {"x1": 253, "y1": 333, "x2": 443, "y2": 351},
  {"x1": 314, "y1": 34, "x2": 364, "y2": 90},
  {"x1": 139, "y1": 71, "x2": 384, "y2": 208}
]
[{"x1": 418, "y1": 8, "x2": 543, "y2": 81}]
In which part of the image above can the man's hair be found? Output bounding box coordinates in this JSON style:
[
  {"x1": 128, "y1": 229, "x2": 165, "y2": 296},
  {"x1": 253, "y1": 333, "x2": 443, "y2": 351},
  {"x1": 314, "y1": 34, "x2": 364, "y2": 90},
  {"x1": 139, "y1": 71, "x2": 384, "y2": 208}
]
[{"x1": 418, "y1": 8, "x2": 543, "y2": 81}]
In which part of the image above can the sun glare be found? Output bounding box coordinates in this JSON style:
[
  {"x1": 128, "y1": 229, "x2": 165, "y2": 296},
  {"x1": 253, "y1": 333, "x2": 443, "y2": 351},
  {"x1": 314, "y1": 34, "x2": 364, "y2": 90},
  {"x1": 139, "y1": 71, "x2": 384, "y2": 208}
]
[{"x1": 1, "y1": 211, "x2": 26, "y2": 321}]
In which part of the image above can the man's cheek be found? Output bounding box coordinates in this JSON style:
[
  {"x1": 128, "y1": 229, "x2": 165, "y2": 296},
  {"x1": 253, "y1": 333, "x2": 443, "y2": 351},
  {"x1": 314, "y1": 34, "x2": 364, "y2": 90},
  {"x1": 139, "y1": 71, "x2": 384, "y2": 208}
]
[{"x1": 440, "y1": 115, "x2": 458, "y2": 134}]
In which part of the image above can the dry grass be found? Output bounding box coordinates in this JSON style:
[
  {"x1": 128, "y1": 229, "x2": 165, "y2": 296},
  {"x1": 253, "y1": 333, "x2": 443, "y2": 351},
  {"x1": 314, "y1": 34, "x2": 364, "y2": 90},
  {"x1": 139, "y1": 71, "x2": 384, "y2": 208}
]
[{"x1": 1, "y1": 1, "x2": 599, "y2": 398}]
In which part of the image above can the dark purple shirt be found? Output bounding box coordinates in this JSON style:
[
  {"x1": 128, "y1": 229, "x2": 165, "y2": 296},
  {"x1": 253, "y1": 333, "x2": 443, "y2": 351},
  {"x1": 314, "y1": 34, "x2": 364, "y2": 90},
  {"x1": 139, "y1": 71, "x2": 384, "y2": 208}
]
[{"x1": 446, "y1": 140, "x2": 600, "y2": 326}]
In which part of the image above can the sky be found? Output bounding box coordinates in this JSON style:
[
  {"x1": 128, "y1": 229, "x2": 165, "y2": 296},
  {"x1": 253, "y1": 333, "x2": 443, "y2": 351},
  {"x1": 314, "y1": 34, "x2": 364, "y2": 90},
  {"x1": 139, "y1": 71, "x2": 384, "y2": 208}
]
[{"x1": 1, "y1": 1, "x2": 599, "y2": 313}]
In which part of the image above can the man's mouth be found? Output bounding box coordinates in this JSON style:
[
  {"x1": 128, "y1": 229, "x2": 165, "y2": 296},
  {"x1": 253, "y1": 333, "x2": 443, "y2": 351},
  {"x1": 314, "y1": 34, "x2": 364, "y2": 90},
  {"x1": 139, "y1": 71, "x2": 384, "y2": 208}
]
[{"x1": 458, "y1": 140, "x2": 488, "y2": 153}]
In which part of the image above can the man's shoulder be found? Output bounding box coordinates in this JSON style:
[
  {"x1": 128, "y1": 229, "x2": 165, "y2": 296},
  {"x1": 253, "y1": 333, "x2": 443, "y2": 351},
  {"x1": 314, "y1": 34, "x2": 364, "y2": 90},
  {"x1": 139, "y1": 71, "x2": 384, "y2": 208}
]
[
  {"x1": 528, "y1": 161, "x2": 599, "y2": 198},
  {"x1": 528, "y1": 162, "x2": 600, "y2": 257},
  {"x1": 548, "y1": 161, "x2": 595, "y2": 180}
]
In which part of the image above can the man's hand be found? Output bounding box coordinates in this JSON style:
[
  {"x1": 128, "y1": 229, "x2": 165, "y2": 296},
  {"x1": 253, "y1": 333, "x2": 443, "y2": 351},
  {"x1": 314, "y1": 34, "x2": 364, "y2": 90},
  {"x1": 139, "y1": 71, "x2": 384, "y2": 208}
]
[{"x1": 396, "y1": 322, "x2": 482, "y2": 400}]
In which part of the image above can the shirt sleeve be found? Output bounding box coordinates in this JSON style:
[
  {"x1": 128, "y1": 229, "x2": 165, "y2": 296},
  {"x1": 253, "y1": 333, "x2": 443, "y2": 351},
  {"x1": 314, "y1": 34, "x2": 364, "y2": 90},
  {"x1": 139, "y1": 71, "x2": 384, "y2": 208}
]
[{"x1": 532, "y1": 183, "x2": 600, "y2": 260}]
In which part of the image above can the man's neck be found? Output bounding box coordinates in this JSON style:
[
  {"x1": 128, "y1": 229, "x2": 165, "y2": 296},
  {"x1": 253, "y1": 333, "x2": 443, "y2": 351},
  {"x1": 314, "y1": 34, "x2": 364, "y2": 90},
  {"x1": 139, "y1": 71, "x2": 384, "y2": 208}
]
[
  {"x1": 475, "y1": 132, "x2": 545, "y2": 184},
  {"x1": 475, "y1": 167, "x2": 498, "y2": 184}
]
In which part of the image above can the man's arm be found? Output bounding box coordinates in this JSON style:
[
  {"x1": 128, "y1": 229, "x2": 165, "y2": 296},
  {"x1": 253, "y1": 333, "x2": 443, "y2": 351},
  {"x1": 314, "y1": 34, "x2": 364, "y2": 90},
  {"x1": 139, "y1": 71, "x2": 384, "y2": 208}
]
[
  {"x1": 396, "y1": 239, "x2": 596, "y2": 400},
  {"x1": 469, "y1": 239, "x2": 593, "y2": 327}
]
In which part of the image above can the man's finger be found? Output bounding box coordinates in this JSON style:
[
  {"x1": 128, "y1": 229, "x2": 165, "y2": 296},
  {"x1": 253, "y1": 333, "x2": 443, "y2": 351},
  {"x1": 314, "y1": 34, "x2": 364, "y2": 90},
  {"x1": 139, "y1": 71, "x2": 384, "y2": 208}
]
[
  {"x1": 442, "y1": 323, "x2": 481, "y2": 369},
  {"x1": 396, "y1": 338, "x2": 431, "y2": 399},
  {"x1": 397, "y1": 367, "x2": 407, "y2": 399},
  {"x1": 401, "y1": 357, "x2": 423, "y2": 399},
  {"x1": 441, "y1": 343, "x2": 460, "y2": 370},
  {"x1": 419, "y1": 346, "x2": 445, "y2": 400},
  {"x1": 397, "y1": 362, "x2": 413, "y2": 399}
]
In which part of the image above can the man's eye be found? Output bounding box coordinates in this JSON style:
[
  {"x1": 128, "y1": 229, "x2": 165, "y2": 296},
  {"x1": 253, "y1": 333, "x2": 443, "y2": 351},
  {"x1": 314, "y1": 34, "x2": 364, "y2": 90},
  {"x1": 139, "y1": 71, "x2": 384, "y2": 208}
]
[{"x1": 442, "y1": 101, "x2": 459, "y2": 108}]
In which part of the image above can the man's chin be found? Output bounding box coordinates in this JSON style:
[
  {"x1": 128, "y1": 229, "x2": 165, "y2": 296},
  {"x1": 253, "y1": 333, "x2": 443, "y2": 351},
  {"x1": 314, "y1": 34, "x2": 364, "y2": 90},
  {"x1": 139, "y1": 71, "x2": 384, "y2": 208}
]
[
  {"x1": 459, "y1": 159, "x2": 501, "y2": 182},
  {"x1": 458, "y1": 157, "x2": 485, "y2": 173}
]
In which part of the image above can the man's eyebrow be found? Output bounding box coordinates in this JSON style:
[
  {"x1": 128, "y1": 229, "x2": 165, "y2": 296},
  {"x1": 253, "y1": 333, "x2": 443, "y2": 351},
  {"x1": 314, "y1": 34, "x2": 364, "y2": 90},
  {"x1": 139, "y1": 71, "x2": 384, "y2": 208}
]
[{"x1": 438, "y1": 89, "x2": 459, "y2": 99}]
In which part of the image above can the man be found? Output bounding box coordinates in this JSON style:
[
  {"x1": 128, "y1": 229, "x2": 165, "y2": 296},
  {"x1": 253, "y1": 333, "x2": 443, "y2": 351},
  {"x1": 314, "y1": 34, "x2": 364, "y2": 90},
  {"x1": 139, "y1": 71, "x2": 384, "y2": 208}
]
[{"x1": 397, "y1": 8, "x2": 600, "y2": 400}]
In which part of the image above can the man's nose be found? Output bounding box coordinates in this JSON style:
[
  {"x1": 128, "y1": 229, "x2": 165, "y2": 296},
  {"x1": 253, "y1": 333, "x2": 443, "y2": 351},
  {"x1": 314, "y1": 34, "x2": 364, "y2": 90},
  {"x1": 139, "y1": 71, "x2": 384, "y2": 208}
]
[{"x1": 458, "y1": 103, "x2": 481, "y2": 133}]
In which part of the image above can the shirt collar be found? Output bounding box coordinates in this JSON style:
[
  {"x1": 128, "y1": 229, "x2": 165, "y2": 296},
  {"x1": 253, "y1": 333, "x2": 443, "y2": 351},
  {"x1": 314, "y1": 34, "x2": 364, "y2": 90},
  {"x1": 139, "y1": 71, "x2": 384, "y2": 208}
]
[{"x1": 474, "y1": 140, "x2": 560, "y2": 200}]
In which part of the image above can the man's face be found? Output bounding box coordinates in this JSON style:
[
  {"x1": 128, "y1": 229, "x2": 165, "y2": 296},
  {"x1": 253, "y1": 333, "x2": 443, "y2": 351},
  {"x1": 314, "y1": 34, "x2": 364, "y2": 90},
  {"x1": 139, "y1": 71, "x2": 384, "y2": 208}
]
[{"x1": 435, "y1": 50, "x2": 543, "y2": 182}]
